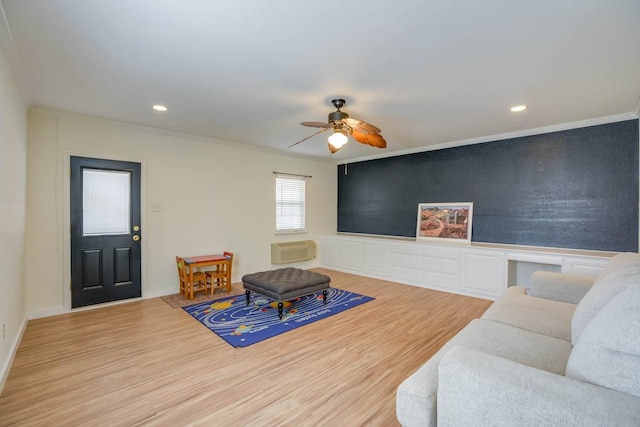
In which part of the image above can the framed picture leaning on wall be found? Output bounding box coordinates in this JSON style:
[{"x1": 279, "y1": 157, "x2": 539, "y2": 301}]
[{"x1": 416, "y1": 202, "x2": 473, "y2": 244}]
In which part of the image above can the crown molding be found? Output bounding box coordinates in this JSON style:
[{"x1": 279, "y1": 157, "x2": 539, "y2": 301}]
[
  {"x1": 0, "y1": 3, "x2": 12, "y2": 46},
  {"x1": 30, "y1": 106, "x2": 337, "y2": 164},
  {"x1": 339, "y1": 113, "x2": 639, "y2": 165},
  {"x1": 0, "y1": 2, "x2": 30, "y2": 103}
]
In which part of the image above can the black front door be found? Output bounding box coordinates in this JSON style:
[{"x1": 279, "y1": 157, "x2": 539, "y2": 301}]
[{"x1": 70, "y1": 156, "x2": 142, "y2": 308}]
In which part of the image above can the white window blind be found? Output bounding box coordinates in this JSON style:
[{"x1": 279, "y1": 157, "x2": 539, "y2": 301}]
[
  {"x1": 83, "y1": 169, "x2": 131, "y2": 235},
  {"x1": 275, "y1": 175, "x2": 306, "y2": 232}
]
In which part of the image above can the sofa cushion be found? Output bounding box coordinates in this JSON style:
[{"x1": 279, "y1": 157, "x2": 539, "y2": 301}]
[
  {"x1": 528, "y1": 270, "x2": 595, "y2": 304},
  {"x1": 572, "y1": 253, "x2": 640, "y2": 345},
  {"x1": 438, "y1": 346, "x2": 640, "y2": 427},
  {"x1": 482, "y1": 286, "x2": 576, "y2": 341},
  {"x1": 566, "y1": 284, "x2": 640, "y2": 397},
  {"x1": 396, "y1": 318, "x2": 572, "y2": 427}
]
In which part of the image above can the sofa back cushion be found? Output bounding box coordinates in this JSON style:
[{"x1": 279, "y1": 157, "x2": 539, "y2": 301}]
[
  {"x1": 571, "y1": 253, "x2": 640, "y2": 345},
  {"x1": 566, "y1": 284, "x2": 640, "y2": 397}
]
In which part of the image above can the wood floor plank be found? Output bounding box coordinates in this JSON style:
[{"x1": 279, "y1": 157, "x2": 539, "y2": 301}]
[{"x1": 0, "y1": 268, "x2": 492, "y2": 426}]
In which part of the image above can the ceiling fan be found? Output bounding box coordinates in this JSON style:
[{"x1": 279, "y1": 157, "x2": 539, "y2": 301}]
[{"x1": 289, "y1": 99, "x2": 387, "y2": 154}]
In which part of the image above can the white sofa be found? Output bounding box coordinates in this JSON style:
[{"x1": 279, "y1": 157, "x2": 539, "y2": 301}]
[{"x1": 396, "y1": 252, "x2": 640, "y2": 426}]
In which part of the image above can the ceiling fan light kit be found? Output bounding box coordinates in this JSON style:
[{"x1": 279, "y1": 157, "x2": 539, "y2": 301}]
[
  {"x1": 289, "y1": 98, "x2": 387, "y2": 154},
  {"x1": 328, "y1": 129, "x2": 348, "y2": 148}
]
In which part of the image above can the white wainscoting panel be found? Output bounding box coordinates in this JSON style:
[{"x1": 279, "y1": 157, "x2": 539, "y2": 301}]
[
  {"x1": 340, "y1": 238, "x2": 365, "y2": 272},
  {"x1": 320, "y1": 235, "x2": 615, "y2": 300},
  {"x1": 391, "y1": 241, "x2": 424, "y2": 285},
  {"x1": 423, "y1": 244, "x2": 460, "y2": 260},
  {"x1": 365, "y1": 242, "x2": 391, "y2": 277},
  {"x1": 320, "y1": 236, "x2": 341, "y2": 267},
  {"x1": 563, "y1": 257, "x2": 610, "y2": 277},
  {"x1": 461, "y1": 249, "x2": 505, "y2": 298},
  {"x1": 423, "y1": 245, "x2": 461, "y2": 292},
  {"x1": 423, "y1": 271, "x2": 461, "y2": 292},
  {"x1": 423, "y1": 257, "x2": 460, "y2": 276},
  {"x1": 392, "y1": 265, "x2": 424, "y2": 284}
]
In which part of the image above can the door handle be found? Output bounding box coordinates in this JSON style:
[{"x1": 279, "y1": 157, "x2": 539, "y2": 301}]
[{"x1": 133, "y1": 235, "x2": 140, "y2": 242}]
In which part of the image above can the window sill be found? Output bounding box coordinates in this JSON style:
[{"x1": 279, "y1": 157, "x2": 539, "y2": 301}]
[{"x1": 274, "y1": 230, "x2": 308, "y2": 235}]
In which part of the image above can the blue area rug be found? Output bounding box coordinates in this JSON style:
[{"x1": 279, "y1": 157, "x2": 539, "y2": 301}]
[{"x1": 183, "y1": 288, "x2": 374, "y2": 347}]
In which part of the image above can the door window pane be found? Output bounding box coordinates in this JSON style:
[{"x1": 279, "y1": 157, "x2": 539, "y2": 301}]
[{"x1": 83, "y1": 169, "x2": 130, "y2": 235}]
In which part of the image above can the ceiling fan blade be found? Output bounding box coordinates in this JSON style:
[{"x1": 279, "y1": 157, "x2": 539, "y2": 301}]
[
  {"x1": 297, "y1": 101, "x2": 386, "y2": 153},
  {"x1": 352, "y1": 130, "x2": 387, "y2": 149},
  {"x1": 301, "y1": 121, "x2": 332, "y2": 128},
  {"x1": 344, "y1": 117, "x2": 381, "y2": 134},
  {"x1": 288, "y1": 128, "x2": 329, "y2": 148},
  {"x1": 351, "y1": 130, "x2": 368, "y2": 144},
  {"x1": 367, "y1": 133, "x2": 387, "y2": 148}
]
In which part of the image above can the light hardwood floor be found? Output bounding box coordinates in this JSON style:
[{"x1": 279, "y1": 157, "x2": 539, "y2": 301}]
[{"x1": 0, "y1": 269, "x2": 492, "y2": 426}]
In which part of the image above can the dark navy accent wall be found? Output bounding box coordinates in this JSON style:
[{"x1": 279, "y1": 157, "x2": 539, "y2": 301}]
[{"x1": 337, "y1": 119, "x2": 639, "y2": 252}]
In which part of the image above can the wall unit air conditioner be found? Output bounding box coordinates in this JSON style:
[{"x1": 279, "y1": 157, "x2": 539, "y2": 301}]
[{"x1": 271, "y1": 240, "x2": 316, "y2": 264}]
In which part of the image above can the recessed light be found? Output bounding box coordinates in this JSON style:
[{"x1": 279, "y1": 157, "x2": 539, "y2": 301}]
[
  {"x1": 152, "y1": 105, "x2": 168, "y2": 112},
  {"x1": 510, "y1": 105, "x2": 527, "y2": 112}
]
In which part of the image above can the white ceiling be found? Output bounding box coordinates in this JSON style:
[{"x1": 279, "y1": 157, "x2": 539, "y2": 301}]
[{"x1": 1, "y1": 0, "x2": 639, "y2": 161}]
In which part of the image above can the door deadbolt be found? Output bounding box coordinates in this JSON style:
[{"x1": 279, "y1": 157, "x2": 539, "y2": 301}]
[{"x1": 133, "y1": 225, "x2": 140, "y2": 231}]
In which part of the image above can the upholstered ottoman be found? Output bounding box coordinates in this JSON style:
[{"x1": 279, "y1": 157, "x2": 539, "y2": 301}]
[{"x1": 242, "y1": 268, "x2": 331, "y2": 319}]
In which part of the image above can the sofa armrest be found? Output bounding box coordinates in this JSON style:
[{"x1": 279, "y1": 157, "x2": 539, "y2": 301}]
[
  {"x1": 528, "y1": 271, "x2": 595, "y2": 303},
  {"x1": 437, "y1": 346, "x2": 640, "y2": 427}
]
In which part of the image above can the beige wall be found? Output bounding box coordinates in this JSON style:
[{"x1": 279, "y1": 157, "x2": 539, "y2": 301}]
[
  {"x1": 0, "y1": 45, "x2": 27, "y2": 388},
  {"x1": 25, "y1": 109, "x2": 337, "y2": 315}
]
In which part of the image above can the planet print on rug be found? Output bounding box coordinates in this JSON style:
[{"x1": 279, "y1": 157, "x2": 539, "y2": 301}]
[{"x1": 182, "y1": 288, "x2": 374, "y2": 347}]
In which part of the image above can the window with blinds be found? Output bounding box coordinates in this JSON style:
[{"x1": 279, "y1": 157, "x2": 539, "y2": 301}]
[
  {"x1": 275, "y1": 175, "x2": 306, "y2": 233},
  {"x1": 82, "y1": 169, "x2": 131, "y2": 235}
]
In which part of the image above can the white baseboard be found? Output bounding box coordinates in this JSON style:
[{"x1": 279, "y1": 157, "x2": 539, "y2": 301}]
[
  {"x1": 25, "y1": 287, "x2": 177, "y2": 320},
  {"x1": 144, "y1": 286, "x2": 177, "y2": 299},
  {"x1": 0, "y1": 314, "x2": 28, "y2": 394},
  {"x1": 27, "y1": 306, "x2": 66, "y2": 320}
]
